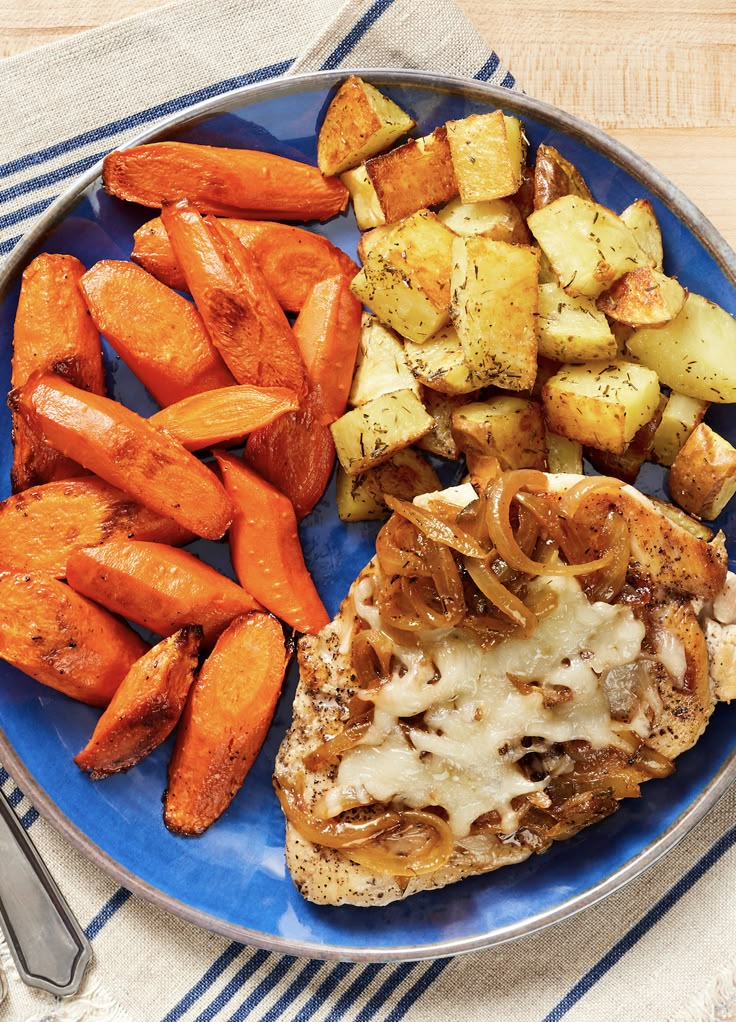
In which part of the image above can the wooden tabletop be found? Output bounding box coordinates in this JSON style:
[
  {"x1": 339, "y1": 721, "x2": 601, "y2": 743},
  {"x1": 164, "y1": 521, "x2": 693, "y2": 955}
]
[{"x1": 3, "y1": 0, "x2": 736, "y2": 250}]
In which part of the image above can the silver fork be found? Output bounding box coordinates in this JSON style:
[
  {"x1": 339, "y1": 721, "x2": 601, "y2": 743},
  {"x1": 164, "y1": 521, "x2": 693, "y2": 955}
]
[{"x1": 0, "y1": 789, "x2": 92, "y2": 996}]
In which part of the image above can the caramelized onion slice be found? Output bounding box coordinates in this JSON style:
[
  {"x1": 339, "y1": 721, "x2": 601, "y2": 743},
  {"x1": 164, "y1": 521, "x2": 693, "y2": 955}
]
[
  {"x1": 345, "y1": 809, "x2": 455, "y2": 877},
  {"x1": 385, "y1": 494, "x2": 488, "y2": 558},
  {"x1": 275, "y1": 775, "x2": 400, "y2": 849},
  {"x1": 486, "y1": 471, "x2": 615, "y2": 577},
  {"x1": 304, "y1": 713, "x2": 374, "y2": 769},
  {"x1": 463, "y1": 555, "x2": 537, "y2": 633},
  {"x1": 352, "y1": 628, "x2": 394, "y2": 690},
  {"x1": 558, "y1": 474, "x2": 623, "y2": 518}
]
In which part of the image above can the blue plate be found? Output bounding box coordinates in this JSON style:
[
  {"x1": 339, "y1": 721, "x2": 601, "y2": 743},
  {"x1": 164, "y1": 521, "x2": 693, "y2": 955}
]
[{"x1": 0, "y1": 70, "x2": 735, "y2": 961}]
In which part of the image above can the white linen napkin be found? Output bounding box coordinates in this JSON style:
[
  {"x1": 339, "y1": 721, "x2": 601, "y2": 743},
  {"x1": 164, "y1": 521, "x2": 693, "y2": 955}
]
[{"x1": 0, "y1": 2, "x2": 735, "y2": 1021}]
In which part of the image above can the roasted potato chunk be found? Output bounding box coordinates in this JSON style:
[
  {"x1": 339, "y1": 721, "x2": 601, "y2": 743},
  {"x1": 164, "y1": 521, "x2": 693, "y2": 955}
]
[
  {"x1": 533, "y1": 143, "x2": 592, "y2": 210},
  {"x1": 541, "y1": 360, "x2": 661, "y2": 454},
  {"x1": 336, "y1": 448, "x2": 440, "y2": 521},
  {"x1": 348, "y1": 315, "x2": 419, "y2": 407},
  {"x1": 545, "y1": 431, "x2": 583, "y2": 474},
  {"x1": 437, "y1": 196, "x2": 529, "y2": 244},
  {"x1": 340, "y1": 165, "x2": 386, "y2": 229},
  {"x1": 586, "y1": 395, "x2": 665, "y2": 483},
  {"x1": 330, "y1": 389, "x2": 434, "y2": 475},
  {"x1": 669, "y1": 423, "x2": 736, "y2": 520},
  {"x1": 619, "y1": 199, "x2": 663, "y2": 270},
  {"x1": 626, "y1": 293, "x2": 736, "y2": 403},
  {"x1": 597, "y1": 267, "x2": 686, "y2": 327},
  {"x1": 403, "y1": 324, "x2": 479, "y2": 395},
  {"x1": 366, "y1": 126, "x2": 457, "y2": 223},
  {"x1": 537, "y1": 282, "x2": 617, "y2": 362},
  {"x1": 450, "y1": 235, "x2": 539, "y2": 391},
  {"x1": 317, "y1": 75, "x2": 416, "y2": 176},
  {"x1": 528, "y1": 195, "x2": 646, "y2": 297},
  {"x1": 350, "y1": 209, "x2": 454, "y2": 342},
  {"x1": 446, "y1": 111, "x2": 526, "y2": 202},
  {"x1": 452, "y1": 397, "x2": 546, "y2": 471},
  {"x1": 651, "y1": 391, "x2": 709, "y2": 467},
  {"x1": 416, "y1": 388, "x2": 470, "y2": 460}
]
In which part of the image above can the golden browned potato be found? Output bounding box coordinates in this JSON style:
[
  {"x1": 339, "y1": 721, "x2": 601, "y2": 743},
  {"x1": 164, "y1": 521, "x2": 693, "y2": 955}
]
[
  {"x1": 446, "y1": 111, "x2": 526, "y2": 202},
  {"x1": 619, "y1": 199, "x2": 663, "y2": 269},
  {"x1": 527, "y1": 195, "x2": 647, "y2": 297},
  {"x1": 403, "y1": 324, "x2": 479, "y2": 395},
  {"x1": 365, "y1": 126, "x2": 457, "y2": 223},
  {"x1": 537, "y1": 282, "x2": 618, "y2": 362},
  {"x1": 450, "y1": 235, "x2": 539, "y2": 391},
  {"x1": 350, "y1": 210, "x2": 454, "y2": 342},
  {"x1": 437, "y1": 196, "x2": 529, "y2": 244},
  {"x1": 626, "y1": 293, "x2": 736, "y2": 402},
  {"x1": 416, "y1": 388, "x2": 471, "y2": 460},
  {"x1": 317, "y1": 75, "x2": 416, "y2": 176},
  {"x1": 451, "y1": 397, "x2": 546, "y2": 470},
  {"x1": 533, "y1": 143, "x2": 592, "y2": 209},
  {"x1": 586, "y1": 395, "x2": 665, "y2": 483},
  {"x1": 541, "y1": 360, "x2": 661, "y2": 454},
  {"x1": 330, "y1": 389, "x2": 434, "y2": 476},
  {"x1": 348, "y1": 315, "x2": 419, "y2": 407},
  {"x1": 545, "y1": 431, "x2": 583, "y2": 473},
  {"x1": 335, "y1": 449, "x2": 440, "y2": 522},
  {"x1": 651, "y1": 391, "x2": 709, "y2": 467},
  {"x1": 669, "y1": 423, "x2": 736, "y2": 520},
  {"x1": 340, "y1": 165, "x2": 386, "y2": 229},
  {"x1": 596, "y1": 266, "x2": 686, "y2": 327}
]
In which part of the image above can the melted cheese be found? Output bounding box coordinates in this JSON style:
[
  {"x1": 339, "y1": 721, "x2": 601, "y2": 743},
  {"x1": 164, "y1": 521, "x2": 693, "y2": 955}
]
[{"x1": 337, "y1": 574, "x2": 648, "y2": 837}]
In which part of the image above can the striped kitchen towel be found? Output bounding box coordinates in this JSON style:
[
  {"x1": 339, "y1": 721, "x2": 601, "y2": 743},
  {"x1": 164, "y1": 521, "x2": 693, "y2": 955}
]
[{"x1": 0, "y1": 1, "x2": 735, "y2": 1021}]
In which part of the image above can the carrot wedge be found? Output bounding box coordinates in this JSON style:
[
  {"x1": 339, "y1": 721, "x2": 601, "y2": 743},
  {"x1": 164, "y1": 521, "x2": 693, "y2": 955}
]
[
  {"x1": 102, "y1": 141, "x2": 348, "y2": 223},
  {"x1": 244, "y1": 387, "x2": 336, "y2": 520},
  {"x1": 132, "y1": 217, "x2": 358, "y2": 310},
  {"x1": 0, "y1": 572, "x2": 148, "y2": 706},
  {"x1": 216, "y1": 452, "x2": 329, "y2": 635},
  {"x1": 149, "y1": 385, "x2": 299, "y2": 451},
  {"x1": 74, "y1": 626, "x2": 202, "y2": 778},
  {"x1": 0, "y1": 476, "x2": 193, "y2": 578},
  {"x1": 66, "y1": 540, "x2": 261, "y2": 646},
  {"x1": 14, "y1": 373, "x2": 233, "y2": 540},
  {"x1": 293, "y1": 275, "x2": 363, "y2": 423},
  {"x1": 11, "y1": 253, "x2": 106, "y2": 492},
  {"x1": 159, "y1": 201, "x2": 306, "y2": 394},
  {"x1": 164, "y1": 612, "x2": 287, "y2": 835},
  {"x1": 80, "y1": 261, "x2": 235, "y2": 406}
]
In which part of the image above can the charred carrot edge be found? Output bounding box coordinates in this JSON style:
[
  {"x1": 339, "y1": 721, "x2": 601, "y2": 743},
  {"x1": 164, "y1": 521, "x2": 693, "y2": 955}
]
[
  {"x1": 14, "y1": 373, "x2": 233, "y2": 540},
  {"x1": 11, "y1": 253, "x2": 106, "y2": 492},
  {"x1": 0, "y1": 572, "x2": 148, "y2": 706},
  {"x1": 66, "y1": 539, "x2": 260, "y2": 647},
  {"x1": 74, "y1": 626, "x2": 202, "y2": 778},
  {"x1": 159, "y1": 200, "x2": 307, "y2": 395},
  {"x1": 149, "y1": 384, "x2": 299, "y2": 451},
  {"x1": 216, "y1": 451, "x2": 329, "y2": 635},
  {"x1": 102, "y1": 141, "x2": 348, "y2": 222},
  {"x1": 0, "y1": 476, "x2": 194, "y2": 578},
  {"x1": 80, "y1": 261, "x2": 234, "y2": 407},
  {"x1": 164, "y1": 611, "x2": 287, "y2": 835},
  {"x1": 131, "y1": 217, "x2": 358, "y2": 310},
  {"x1": 293, "y1": 275, "x2": 363, "y2": 423},
  {"x1": 244, "y1": 387, "x2": 336, "y2": 520}
]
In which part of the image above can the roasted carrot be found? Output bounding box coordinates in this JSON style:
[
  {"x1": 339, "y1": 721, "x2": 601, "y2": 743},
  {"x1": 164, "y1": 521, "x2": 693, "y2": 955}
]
[
  {"x1": 74, "y1": 626, "x2": 202, "y2": 778},
  {"x1": 102, "y1": 141, "x2": 348, "y2": 223},
  {"x1": 131, "y1": 217, "x2": 358, "y2": 310},
  {"x1": 0, "y1": 572, "x2": 148, "y2": 706},
  {"x1": 164, "y1": 612, "x2": 287, "y2": 835},
  {"x1": 159, "y1": 201, "x2": 306, "y2": 395},
  {"x1": 293, "y1": 275, "x2": 363, "y2": 423},
  {"x1": 216, "y1": 452, "x2": 329, "y2": 634},
  {"x1": 149, "y1": 384, "x2": 299, "y2": 451},
  {"x1": 66, "y1": 540, "x2": 261, "y2": 646},
  {"x1": 244, "y1": 387, "x2": 336, "y2": 520},
  {"x1": 14, "y1": 373, "x2": 233, "y2": 540},
  {"x1": 11, "y1": 253, "x2": 105, "y2": 493},
  {"x1": 80, "y1": 261, "x2": 235, "y2": 406},
  {"x1": 0, "y1": 476, "x2": 193, "y2": 578}
]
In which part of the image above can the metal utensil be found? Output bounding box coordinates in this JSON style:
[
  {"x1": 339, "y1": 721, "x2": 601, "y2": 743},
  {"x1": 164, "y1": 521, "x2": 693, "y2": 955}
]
[{"x1": 0, "y1": 790, "x2": 91, "y2": 996}]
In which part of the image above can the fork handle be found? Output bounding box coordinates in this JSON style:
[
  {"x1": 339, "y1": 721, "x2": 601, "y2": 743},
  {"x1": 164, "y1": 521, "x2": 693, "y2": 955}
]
[{"x1": 0, "y1": 789, "x2": 91, "y2": 996}]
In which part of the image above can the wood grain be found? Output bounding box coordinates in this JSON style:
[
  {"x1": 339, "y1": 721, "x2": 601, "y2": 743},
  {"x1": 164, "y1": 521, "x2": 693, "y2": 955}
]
[{"x1": 2, "y1": 0, "x2": 735, "y2": 249}]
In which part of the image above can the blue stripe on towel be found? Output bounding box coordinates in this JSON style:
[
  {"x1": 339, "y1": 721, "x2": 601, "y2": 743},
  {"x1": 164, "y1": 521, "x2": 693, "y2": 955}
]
[
  {"x1": 160, "y1": 945, "x2": 257, "y2": 1022},
  {"x1": 85, "y1": 888, "x2": 132, "y2": 940},
  {"x1": 543, "y1": 825, "x2": 736, "y2": 1021},
  {"x1": 319, "y1": 0, "x2": 398, "y2": 70}
]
